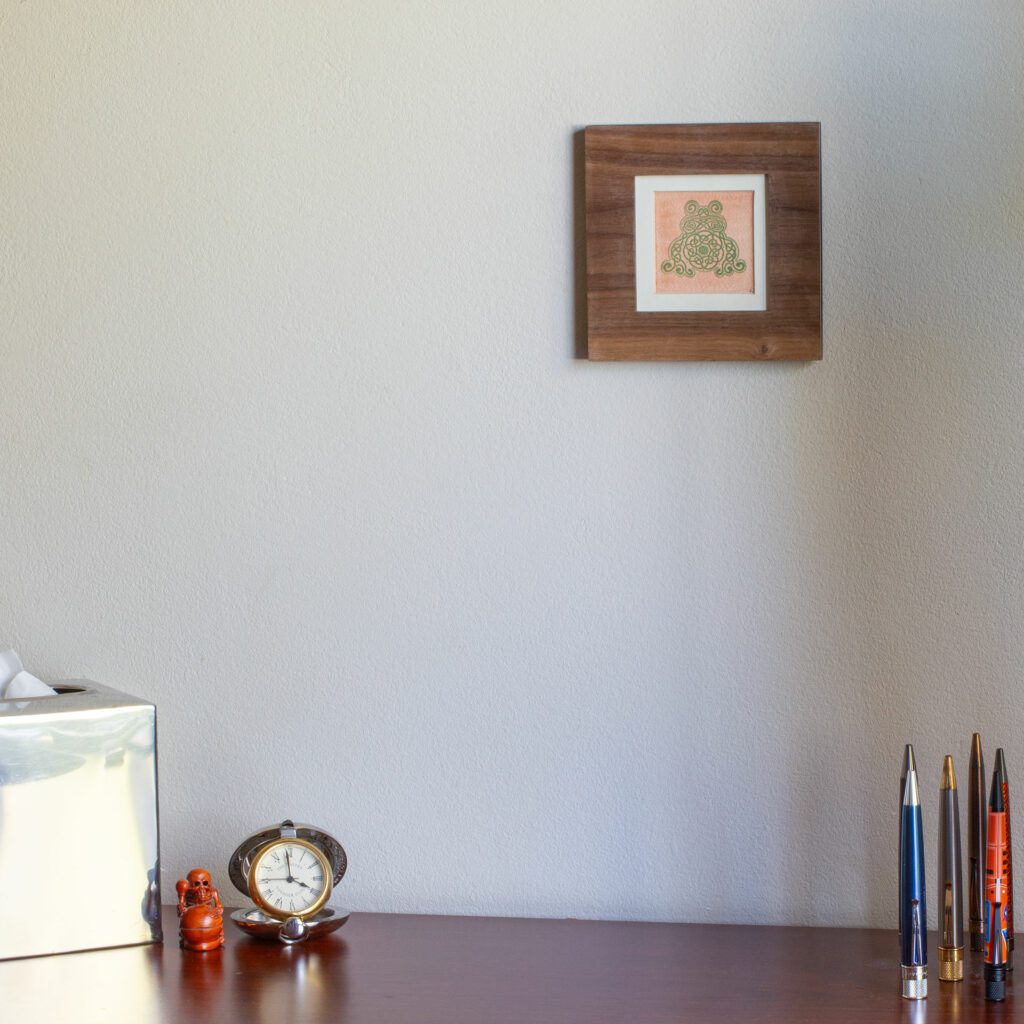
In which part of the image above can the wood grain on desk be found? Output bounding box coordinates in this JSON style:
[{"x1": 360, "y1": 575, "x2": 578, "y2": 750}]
[{"x1": 0, "y1": 907, "x2": 1015, "y2": 1023}]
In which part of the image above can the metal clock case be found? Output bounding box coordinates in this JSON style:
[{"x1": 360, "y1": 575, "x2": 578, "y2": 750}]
[{"x1": 229, "y1": 821, "x2": 349, "y2": 944}]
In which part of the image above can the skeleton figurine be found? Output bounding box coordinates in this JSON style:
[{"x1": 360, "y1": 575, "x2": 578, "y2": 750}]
[{"x1": 176, "y1": 868, "x2": 225, "y2": 951}]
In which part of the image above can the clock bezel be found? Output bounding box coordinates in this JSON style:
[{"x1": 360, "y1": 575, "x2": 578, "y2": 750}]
[{"x1": 247, "y1": 837, "x2": 333, "y2": 921}]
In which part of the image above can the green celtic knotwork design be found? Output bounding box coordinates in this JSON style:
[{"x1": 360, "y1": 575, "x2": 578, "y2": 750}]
[{"x1": 661, "y1": 200, "x2": 747, "y2": 279}]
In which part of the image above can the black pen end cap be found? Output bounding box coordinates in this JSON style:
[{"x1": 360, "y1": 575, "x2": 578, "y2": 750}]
[
  {"x1": 985, "y1": 965, "x2": 1007, "y2": 1002},
  {"x1": 972, "y1": 933, "x2": 986, "y2": 952}
]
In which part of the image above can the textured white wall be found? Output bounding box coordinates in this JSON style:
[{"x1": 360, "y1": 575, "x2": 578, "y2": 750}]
[{"x1": 3, "y1": 0, "x2": 1024, "y2": 928}]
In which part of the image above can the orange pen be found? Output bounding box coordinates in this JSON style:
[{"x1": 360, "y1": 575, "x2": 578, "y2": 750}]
[
  {"x1": 996, "y1": 747, "x2": 1014, "y2": 971},
  {"x1": 986, "y1": 763, "x2": 1010, "y2": 1001}
]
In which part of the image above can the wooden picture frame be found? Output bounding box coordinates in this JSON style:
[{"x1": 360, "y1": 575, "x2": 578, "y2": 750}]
[{"x1": 584, "y1": 123, "x2": 821, "y2": 361}]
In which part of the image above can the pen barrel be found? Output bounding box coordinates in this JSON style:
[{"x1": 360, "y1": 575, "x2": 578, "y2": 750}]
[
  {"x1": 985, "y1": 809, "x2": 1009, "y2": 968},
  {"x1": 970, "y1": 747, "x2": 987, "y2": 949},
  {"x1": 1001, "y1": 775, "x2": 1014, "y2": 955},
  {"x1": 900, "y1": 801, "x2": 927, "y2": 968},
  {"x1": 898, "y1": 746, "x2": 916, "y2": 936},
  {"x1": 938, "y1": 787, "x2": 964, "y2": 949}
]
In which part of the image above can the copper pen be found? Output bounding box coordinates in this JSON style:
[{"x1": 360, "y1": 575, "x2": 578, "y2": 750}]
[
  {"x1": 969, "y1": 734, "x2": 986, "y2": 952},
  {"x1": 938, "y1": 755, "x2": 964, "y2": 981}
]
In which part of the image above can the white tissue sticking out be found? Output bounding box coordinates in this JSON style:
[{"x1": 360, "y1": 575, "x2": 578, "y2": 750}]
[{"x1": 0, "y1": 648, "x2": 58, "y2": 699}]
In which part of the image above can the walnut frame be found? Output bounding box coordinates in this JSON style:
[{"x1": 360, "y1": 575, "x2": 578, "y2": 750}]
[{"x1": 584, "y1": 123, "x2": 821, "y2": 361}]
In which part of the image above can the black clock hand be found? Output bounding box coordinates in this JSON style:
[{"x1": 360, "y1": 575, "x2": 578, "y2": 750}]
[{"x1": 262, "y1": 875, "x2": 312, "y2": 888}]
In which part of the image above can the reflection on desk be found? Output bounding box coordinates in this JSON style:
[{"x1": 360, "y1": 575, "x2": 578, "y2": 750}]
[{"x1": 1, "y1": 908, "x2": 1013, "y2": 1023}]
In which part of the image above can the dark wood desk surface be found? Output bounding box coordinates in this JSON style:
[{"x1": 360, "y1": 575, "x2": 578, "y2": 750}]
[{"x1": 1, "y1": 907, "x2": 1018, "y2": 1022}]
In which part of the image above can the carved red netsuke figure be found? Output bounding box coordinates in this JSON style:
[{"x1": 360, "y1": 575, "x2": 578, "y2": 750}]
[{"x1": 176, "y1": 868, "x2": 225, "y2": 951}]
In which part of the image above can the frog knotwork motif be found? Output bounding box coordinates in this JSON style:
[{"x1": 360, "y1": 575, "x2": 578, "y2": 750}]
[{"x1": 661, "y1": 200, "x2": 747, "y2": 279}]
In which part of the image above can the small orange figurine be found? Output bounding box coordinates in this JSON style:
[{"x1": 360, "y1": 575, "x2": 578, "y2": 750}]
[{"x1": 176, "y1": 868, "x2": 225, "y2": 951}]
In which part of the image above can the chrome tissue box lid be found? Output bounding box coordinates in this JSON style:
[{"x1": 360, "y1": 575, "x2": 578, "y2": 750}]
[{"x1": 0, "y1": 681, "x2": 161, "y2": 958}]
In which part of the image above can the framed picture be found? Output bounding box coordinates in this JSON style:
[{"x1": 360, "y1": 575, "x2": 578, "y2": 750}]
[{"x1": 584, "y1": 123, "x2": 821, "y2": 361}]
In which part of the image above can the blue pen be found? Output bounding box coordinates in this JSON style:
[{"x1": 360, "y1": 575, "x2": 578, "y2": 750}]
[
  {"x1": 899, "y1": 744, "x2": 916, "y2": 934},
  {"x1": 900, "y1": 761, "x2": 928, "y2": 998}
]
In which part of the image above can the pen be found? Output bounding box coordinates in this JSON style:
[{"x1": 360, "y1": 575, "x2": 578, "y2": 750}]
[
  {"x1": 996, "y1": 747, "x2": 1014, "y2": 971},
  {"x1": 899, "y1": 744, "x2": 916, "y2": 935},
  {"x1": 985, "y1": 761, "x2": 1010, "y2": 1001},
  {"x1": 938, "y1": 755, "x2": 964, "y2": 981},
  {"x1": 969, "y1": 734, "x2": 986, "y2": 952},
  {"x1": 900, "y1": 758, "x2": 927, "y2": 998}
]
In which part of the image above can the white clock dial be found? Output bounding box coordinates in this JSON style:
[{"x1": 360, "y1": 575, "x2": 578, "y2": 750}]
[{"x1": 249, "y1": 838, "x2": 332, "y2": 919}]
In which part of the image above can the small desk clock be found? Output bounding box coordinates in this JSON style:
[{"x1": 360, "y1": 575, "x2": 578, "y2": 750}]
[{"x1": 228, "y1": 820, "x2": 349, "y2": 944}]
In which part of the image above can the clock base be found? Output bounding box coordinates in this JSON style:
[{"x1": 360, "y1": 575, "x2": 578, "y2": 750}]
[{"x1": 230, "y1": 906, "x2": 350, "y2": 944}]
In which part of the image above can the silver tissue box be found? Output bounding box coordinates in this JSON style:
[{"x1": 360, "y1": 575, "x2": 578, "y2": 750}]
[{"x1": 0, "y1": 681, "x2": 161, "y2": 959}]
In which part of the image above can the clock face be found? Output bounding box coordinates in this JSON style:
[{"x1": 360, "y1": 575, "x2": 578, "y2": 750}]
[{"x1": 248, "y1": 838, "x2": 332, "y2": 920}]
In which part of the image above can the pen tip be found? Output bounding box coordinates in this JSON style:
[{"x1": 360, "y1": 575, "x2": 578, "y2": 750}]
[
  {"x1": 903, "y1": 744, "x2": 917, "y2": 774},
  {"x1": 971, "y1": 733, "x2": 983, "y2": 763},
  {"x1": 941, "y1": 755, "x2": 956, "y2": 790},
  {"x1": 990, "y1": 765, "x2": 1006, "y2": 811},
  {"x1": 996, "y1": 747, "x2": 1008, "y2": 776}
]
